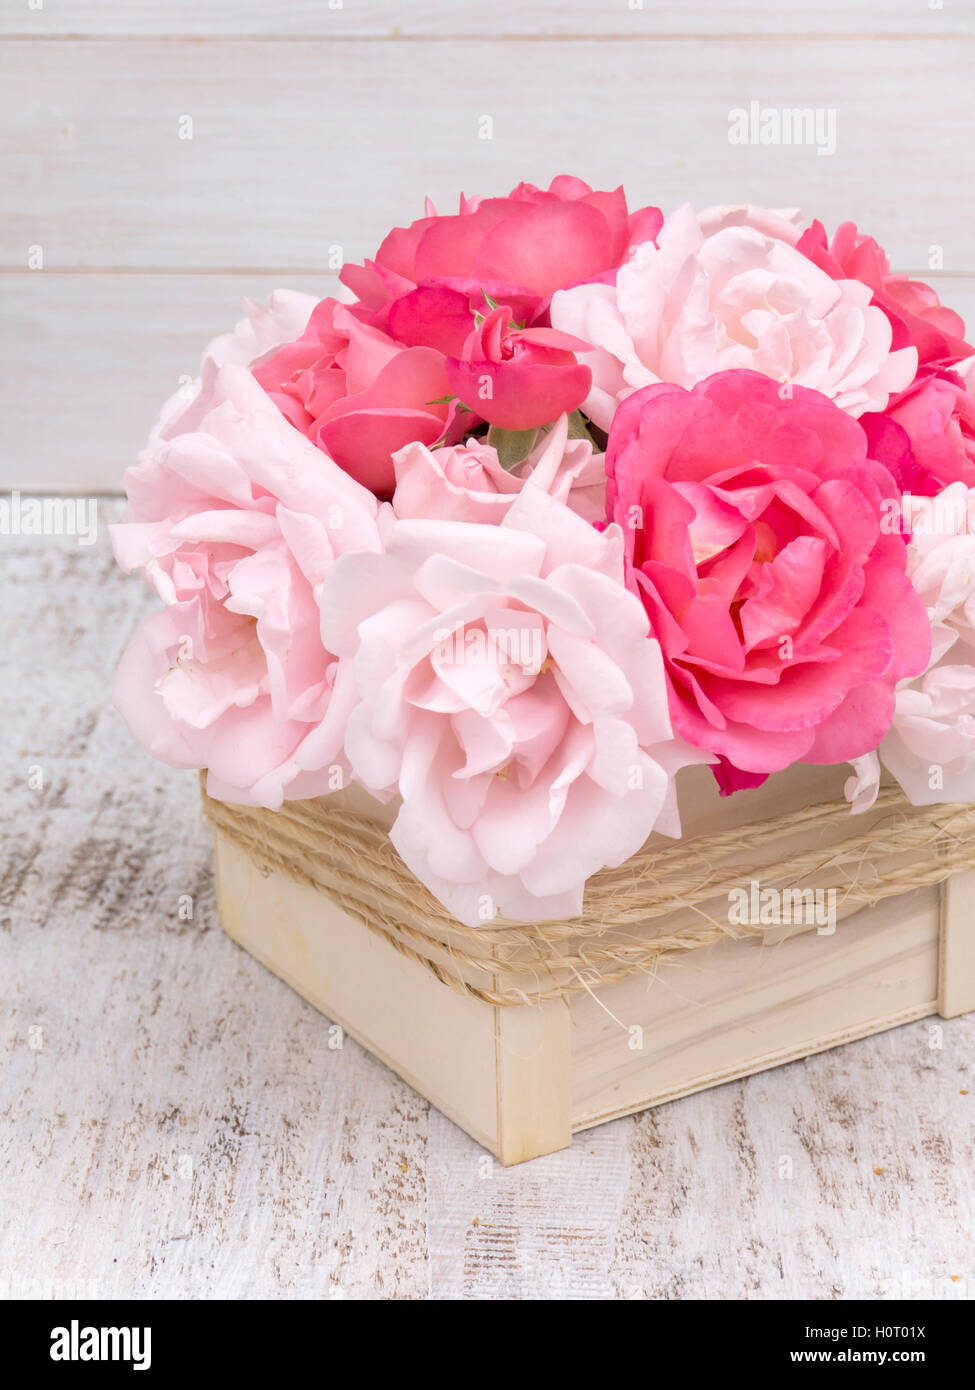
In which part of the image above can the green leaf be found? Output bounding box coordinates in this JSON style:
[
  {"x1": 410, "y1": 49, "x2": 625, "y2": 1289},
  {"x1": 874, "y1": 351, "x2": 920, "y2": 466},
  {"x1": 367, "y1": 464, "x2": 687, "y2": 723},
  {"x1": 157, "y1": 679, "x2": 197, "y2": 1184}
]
[
  {"x1": 482, "y1": 291, "x2": 500, "y2": 312},
  {"x1": 564, "y1": 409, "x2": 596, "y2": 442},
  {"x1": 487, "y1": 425, "x2": 538, "y2": 470}
]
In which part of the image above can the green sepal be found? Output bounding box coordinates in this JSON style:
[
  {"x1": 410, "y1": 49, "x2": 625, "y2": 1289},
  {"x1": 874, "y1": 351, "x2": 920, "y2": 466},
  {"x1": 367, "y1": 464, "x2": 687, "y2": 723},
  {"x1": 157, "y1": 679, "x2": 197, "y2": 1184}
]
[{"x1": 487, "y1": 425, "x2": 538, "y2": 470}]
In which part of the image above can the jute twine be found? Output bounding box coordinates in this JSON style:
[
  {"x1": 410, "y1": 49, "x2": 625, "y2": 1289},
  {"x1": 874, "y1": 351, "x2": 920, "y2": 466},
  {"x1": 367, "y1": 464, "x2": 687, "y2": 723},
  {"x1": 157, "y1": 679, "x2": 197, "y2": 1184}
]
[{"x1": 200, "y1": 775, "x2": 975, "y2": 1007}]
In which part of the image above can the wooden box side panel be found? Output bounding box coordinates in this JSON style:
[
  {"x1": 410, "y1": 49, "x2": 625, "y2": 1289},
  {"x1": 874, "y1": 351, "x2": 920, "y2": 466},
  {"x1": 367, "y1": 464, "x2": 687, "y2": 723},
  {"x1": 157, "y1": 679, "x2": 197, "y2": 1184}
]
[
  {"x1": 213, "y1": 833, "x2": 572, "y2": 1164},
  {"x1": 215, "y1": 834, "x2": 501, "y2": 1154},
  {"x1": 569, "y1": 886, "x2": 941, "y2": 1133},
  {"x1": 939, "y1": 867, "x2": 975, "y2": 1019}
]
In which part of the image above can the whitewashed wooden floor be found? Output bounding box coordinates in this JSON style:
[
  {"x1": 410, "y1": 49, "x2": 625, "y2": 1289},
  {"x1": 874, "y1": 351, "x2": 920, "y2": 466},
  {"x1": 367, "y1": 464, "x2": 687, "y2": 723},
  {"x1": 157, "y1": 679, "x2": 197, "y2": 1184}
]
[{"x1": 2, "y1": 513, "x2": 974, "y2": 1301}]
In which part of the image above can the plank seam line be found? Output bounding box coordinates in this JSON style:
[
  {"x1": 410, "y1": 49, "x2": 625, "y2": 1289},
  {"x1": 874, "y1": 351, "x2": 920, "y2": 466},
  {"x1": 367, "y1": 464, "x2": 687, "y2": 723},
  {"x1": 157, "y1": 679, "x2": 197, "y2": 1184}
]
[{"x1": 0, "y1": 33, "x2": 973, "y2": 44}]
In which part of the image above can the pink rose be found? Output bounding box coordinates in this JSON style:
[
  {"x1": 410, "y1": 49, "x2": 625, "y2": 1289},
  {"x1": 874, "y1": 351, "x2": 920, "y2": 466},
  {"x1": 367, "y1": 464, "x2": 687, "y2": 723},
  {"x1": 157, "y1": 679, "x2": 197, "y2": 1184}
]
[
  {"x1": 253, "y1": 181, "x2": 664, "y2": 490},
  {"x1": 392, "y1": 413, "x2": 606, "y2": 525},
  {"x1": 881, "y1": 364, "x2": 975, "y2": 492},
  {"x1": 904, "y1": 481, "x2": 975, "y2": 661},
  {"x1": 252, "y1": 297, "x2": 475, "y2": 496},
  {"x1": 319, "y1": 487, "x2": 702, "y2": 924},
  {"x1": 341, "y1": 175, "x2": 663, "y2": 326},
  {"x1": 111, "y1": 362, "x2": 382, "y2": 809},
  {"x1": 698, "y1": 203, "x2": 806, "y2": 245},
  {"x1": 205, "y1": 288, "x2": 318, "y2": 370},
  {"x1": 551, "y1": 202, "x2": 918, "y2": 432},
  {"x1": 848, "y1": 666, "x2": 975, "y2": 812},
  {"x1": 877, "y1": 666, "x2": 975, "y2": 804},
  {"x1": 847, "y1": 481, "x2": 975, "y2": 812},
  {"x1": 147, "y1": 290, "x2": 317, "y2": 447},
  {"x1": 797, "y1": 220, "x2": 973, "y2": 367},
  {"x1": 443, "y1": 304, "x2": 592, "y2": 429},
  {"x1": 605, "y1": 370, "x2": 930, "y2": 789}
]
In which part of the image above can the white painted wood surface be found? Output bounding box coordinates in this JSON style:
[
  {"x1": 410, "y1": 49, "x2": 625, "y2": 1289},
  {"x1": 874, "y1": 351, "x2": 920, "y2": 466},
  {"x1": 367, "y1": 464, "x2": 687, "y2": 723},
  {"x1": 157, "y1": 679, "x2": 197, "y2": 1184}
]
[
  {"x1": 2, "y1": 7, "x2": 974, "y2": 489},
  {"x1": 1, "y1": 2, "x2": 972, "y2": 38},
  {"x1": 1, "y1": 522, "x2": 974, "y2": 1298},
  {"x1": 4, "y1": 38, "x2": 973, "y2": 272}
]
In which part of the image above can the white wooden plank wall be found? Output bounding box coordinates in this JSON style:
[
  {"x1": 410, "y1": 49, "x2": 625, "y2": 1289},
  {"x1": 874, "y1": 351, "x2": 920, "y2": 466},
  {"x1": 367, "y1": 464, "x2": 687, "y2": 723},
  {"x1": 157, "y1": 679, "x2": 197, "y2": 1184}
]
[
  {"x1": 1, "y1": 3, "x2": 973, "y2": 38},
  {"x1": 1, "y1": 2, "x2": 973, "y2": 490}
]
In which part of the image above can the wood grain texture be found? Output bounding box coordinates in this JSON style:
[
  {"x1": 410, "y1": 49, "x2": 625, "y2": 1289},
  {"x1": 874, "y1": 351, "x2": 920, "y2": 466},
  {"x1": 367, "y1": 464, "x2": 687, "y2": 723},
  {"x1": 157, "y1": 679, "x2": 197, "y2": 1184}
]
[
  {"x1": 3, "y1": 38, "x2": 974, "y2": 273},
  {"x1": 612, "y1": 1031, "x2": 975, "y2": 1300},
  {"x1": 5, "y1": 25, "x2": 975, "y2": 492},
  {"x1": 0, "y1": 519, "x2": 429, "y2": 1300},
  {"x1": 1, "y1": 1, "x2": 971, "y2": 39},
  {"x1": 215, "y1": 832, "x2": 508, "y2": 1158},
  {"x1": 214, "y1": 829, "x2": 575, "y2": 1165},
  {"x1": 571, "y1": 887, "x2": 940, "y2": 1130},
  {"x1": 2, "y1": 529, "x2": 973, "y2": 1298}
]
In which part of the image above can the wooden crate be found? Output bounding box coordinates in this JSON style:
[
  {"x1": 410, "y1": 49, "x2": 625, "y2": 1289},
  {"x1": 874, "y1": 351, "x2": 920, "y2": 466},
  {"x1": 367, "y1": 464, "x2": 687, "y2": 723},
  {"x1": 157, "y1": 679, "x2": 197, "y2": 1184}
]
[{"x1": 210, "y1": 765, "x2": 975, "y2": 1166}]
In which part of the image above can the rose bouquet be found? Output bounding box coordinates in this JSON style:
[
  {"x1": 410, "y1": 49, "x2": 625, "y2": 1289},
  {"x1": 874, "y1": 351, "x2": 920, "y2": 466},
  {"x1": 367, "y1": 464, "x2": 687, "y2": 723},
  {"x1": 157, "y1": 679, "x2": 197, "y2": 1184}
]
[{"x1": 112, "y1": 177, "x2": 975, "y2": 927}]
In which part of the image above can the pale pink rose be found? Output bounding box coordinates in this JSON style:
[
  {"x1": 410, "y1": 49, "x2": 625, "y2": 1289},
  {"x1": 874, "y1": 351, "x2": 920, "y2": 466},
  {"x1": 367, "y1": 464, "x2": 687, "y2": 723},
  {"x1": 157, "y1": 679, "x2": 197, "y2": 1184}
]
[
  {"x1": 878, "y1": 666, "x2": 975, "y2": 804},
  {"x1": 847, "y1": 481, "x2": 975, "y2": 810},
  {"x1": 207, "y1": 289, "x2": 318, "y2": 369},
  {"x1": 318, "y1": 487, "x2": 705, "y2": 925},
  {"x1": 551, "y1": 202, "x2": 918, "y2": 432},
  {"x1": 843, "y1": 754, "x2": 883, "y2": 813},
  {"x1": 848, "y1": 666, "x2": 975, "y2": 809},
  {"x1": 904, "y1": 480, "x2": 975, "y2": 662},
  {"x1": 391, "y1": 413, "x2": 607, "y2": 525},
  {"x1": 150, "y1": 290, "x2": 317, "y2": 444},
  {"x1": 698, "y1": 203, "x2": 805, "y2": 245},
  {"x1": 111, "y1": 362, "x2": 381, "y2": 809}
]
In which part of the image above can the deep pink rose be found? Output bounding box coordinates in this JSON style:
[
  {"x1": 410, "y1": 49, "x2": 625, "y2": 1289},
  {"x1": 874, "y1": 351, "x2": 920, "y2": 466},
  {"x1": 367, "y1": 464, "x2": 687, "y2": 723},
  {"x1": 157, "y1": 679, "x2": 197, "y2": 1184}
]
[
  {"x1": 605, "y1": 370, "x2": 930, "y2": 788},
  {"x1": 443, "y1": 304, "x2": 592, "y2": 429},
  {"x1": 798, "y1": 220, "x2": 973, "y2": 367},
  {"x1": 340, "y1": 175, "x2": 663, "y2": 326},
  {"x1": 881, "y1": 365, "x2": 975, "y2": 492},
  {"x1": 253, "y1": 297, "x2": 475, "y2": 495},
  {"x1": 256, "y1": 180, "x2": 663, "y2": 491}
]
